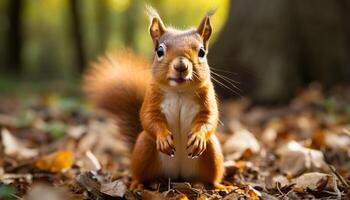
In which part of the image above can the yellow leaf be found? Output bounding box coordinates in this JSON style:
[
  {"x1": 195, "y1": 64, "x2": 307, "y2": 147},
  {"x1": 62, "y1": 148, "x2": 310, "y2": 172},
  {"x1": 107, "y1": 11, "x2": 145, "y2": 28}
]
[
  {"x1": 175, "y1": 194, "x2": 189, "y2": 200},
  {"x1": 35, "y1": 150, "x2": 74, "y2": 173},
  {"x1": 196, "y1": 196, "x2": 207, "y2": 200}
]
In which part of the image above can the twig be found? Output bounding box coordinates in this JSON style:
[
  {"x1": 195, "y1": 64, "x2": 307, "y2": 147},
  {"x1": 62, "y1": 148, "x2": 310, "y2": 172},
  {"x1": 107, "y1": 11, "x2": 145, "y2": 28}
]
[
  {"x1": 168, "y1": 177, "x2": 171, "y2": 191},
  {"x1": 276, "y1": 182, "x2": 285, "y2": 196},
  {"x1": 329, "y1": 165, "x2": 350, "y2": 188}
]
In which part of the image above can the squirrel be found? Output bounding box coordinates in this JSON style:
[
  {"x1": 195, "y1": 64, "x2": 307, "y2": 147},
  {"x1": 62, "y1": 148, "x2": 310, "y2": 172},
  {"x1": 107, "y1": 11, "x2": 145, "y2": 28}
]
[{"x1": 83, "y1": 7, "x2": 229, "y2": 191}]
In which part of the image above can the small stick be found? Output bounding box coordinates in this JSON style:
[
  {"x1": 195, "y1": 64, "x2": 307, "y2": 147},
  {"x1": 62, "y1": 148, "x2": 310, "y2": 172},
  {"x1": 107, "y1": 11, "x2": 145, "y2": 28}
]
[
  {"x1": 329, "y1": 165, "x2": 350, "y2": 188},
  {"x1": 168, "y1": 177, "x2": 171, "y2": 191}
]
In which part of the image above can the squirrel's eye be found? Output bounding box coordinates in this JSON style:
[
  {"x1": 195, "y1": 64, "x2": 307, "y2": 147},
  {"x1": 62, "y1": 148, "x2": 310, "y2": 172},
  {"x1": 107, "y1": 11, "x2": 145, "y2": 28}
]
[
  {"x1": 156, "y1": 43, "x2": 166, "y2": 60},
  {"x1": 198, "y1": 47, "x2": 206, "y2": 58}
]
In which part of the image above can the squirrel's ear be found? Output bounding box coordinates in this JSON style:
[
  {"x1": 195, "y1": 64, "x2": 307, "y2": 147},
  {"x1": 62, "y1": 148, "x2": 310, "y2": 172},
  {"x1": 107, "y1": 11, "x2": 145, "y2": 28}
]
[
  {"x1": 149, "y1": 17, "x2": 166, "y2": 47},
  {"x1": 146, "y1": 6, "x2": 166, "y2": 48},
  {"x1": 197, "y1": 15, "x2": 212, "y2": 48}
]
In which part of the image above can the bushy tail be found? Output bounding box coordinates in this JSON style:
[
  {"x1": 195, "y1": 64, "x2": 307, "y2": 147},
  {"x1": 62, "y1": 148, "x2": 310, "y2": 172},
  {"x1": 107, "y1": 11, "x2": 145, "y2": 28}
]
[{"x1": 83, "y1": 50, "x2": 151, "y2": 146}]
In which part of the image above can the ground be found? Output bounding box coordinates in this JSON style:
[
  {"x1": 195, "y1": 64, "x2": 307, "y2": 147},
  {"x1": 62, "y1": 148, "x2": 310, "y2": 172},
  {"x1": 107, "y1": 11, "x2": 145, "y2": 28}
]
[{"x1": 0, "y1": 84, "x2": 349, "y2": 200}]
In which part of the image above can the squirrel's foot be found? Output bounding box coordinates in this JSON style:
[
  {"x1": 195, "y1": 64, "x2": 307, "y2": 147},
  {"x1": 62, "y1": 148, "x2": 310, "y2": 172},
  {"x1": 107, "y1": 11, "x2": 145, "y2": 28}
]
[
  {"x1": 130, "y1": 180, "x2": 144, "y2": 191},
  {"x1": 213, "y1": 183, "x2": 234, "y2": 193}
]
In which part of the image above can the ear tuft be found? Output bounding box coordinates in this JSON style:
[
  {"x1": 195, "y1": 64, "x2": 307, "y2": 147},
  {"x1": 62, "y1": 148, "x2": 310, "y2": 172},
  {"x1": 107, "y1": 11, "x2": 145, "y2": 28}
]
[
  {"x1": 145, "y1": 5, "x2": 161, "y2": 21},
  {"x1": 197, "y1": 10, "x2": 215, "y2": 48},
  {"x1": 146, "y1": 5, "x2": 166, "y2": 48}
]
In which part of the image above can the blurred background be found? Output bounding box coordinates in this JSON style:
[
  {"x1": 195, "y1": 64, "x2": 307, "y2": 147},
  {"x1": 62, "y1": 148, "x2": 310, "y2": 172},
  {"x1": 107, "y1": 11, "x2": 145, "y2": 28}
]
[
  {"x1": 1, "y1": 1, "x2": 350, "y2": 199},
  {"x1": 0, "y1": 0, "x2": 349, "y2": 102}
]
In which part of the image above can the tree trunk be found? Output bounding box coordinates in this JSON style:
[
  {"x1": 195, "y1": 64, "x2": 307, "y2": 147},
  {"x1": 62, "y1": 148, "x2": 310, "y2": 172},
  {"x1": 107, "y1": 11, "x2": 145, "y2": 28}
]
[
  {"x1": 6, "y1": 0, "x2": 23, "y2": 76},
  {"x1": 69, "y1": 0, "x2": 86, "y2": 74},
  {"x1": 209, "y1": 0, "x2": 350, "y2": 102},
  {"x1": 96, "y1": 0, "x2": 109, "y2": 52},
  {"x1": 123, "y1": 0, "x2": 140, "y2": 50}
]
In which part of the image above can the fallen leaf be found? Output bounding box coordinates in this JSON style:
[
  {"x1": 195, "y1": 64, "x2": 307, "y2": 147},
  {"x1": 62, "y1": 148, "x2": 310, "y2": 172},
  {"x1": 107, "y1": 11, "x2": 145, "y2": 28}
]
[
  {"x1": 223, "y1": 192, "x2": 242, "y2": 200},
  {"x1": 265, "y1": 174, "x2": 290, "y2": 190},
  {"x1": 2, "y1": 129, "x2": 38, "y2": 159},
  {"x1": 246, "y1": 185, "x2": 261, "y2": 200},
  {"x1": 67, "y1": 125, "x2": 87, "y2": 139},
  {"x1": 100, "y1": 179, "x2": 127, "y2": 197},
  {"x1": 196, "y1": 196, "x2": 208, "y2": 200},
  {"x1": 174, "y1": 194, "x2": 189, "y2": 200},
  {"x1": 26, "y1": 184, "x2": 70, "y2": 200},
  {"x1": 292, "y1": 172, "x2": 330, "y2": 191},
  {"x1": 223, "y1": 129, "x2": 260, "y2": 160},
  {"x1": 325, "y1": 132, "x2": 350, "y2": 151},
  {"x1": 277, "y1": 141, "x2": 328, "y2": 177},
  {"x1": 0, "y1": 173, "x2": 32, "y2": 185},
  {"x1": 171, "y1": 182, "x2": 200, "y2": 199},
  {"x1": 76, "y1": 171, "x2": 103, "y2": 199},
  {"x1": 35, "y1": 150, "x2": 74, "y2": 172},
  {"x1": 141, "y1": 190, "x2": 165, "y2": 200}
]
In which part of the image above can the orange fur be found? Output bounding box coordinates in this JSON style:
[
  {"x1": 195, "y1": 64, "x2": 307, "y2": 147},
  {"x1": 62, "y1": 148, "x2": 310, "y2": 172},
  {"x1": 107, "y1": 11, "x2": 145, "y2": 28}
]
[
  {"x1": 84, "y1": 8, "x2": 226, "y2": 190},
  {"x1": 83, "y1": 50, "x2": 151, "y2": 146}
]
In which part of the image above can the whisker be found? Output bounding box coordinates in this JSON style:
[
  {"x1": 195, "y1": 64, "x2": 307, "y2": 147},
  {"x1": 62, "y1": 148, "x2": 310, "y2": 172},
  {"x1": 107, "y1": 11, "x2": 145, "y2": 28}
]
[
  {"x1": 210, "y1": 70, "x2": 240, "y2": 84},
  {"x1": 212, "y1": 71, "x2": 242, "y2": 92},
  {"x1": 210, "y1": 71, "x2": 242, "y2": 93},
  {"x1": 210, "y1": 67, "x2": 237, "y2": 75},
  {"x1": 210, "y1": 75, "x2": 241, "y2": 96},
  {"x1": 192, "y1": 70, "x2": 200, "y2": 80}
]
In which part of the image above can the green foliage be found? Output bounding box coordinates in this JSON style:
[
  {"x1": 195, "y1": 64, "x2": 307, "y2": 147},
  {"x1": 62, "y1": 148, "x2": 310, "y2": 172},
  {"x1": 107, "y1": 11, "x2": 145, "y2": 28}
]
[
  {"x1": 0, "y1": 185, "x2": 16, "y2": 200},
  {"x1": 10, "y1": 0, "x2": 229, "y2": 81},
  {"x1": 15, "y1": 110, "x2": 37, "y2": 128},
  {"x1": 45, "y1": 121, "x2": 67, "y2": 140},
  {"x1": 321, "y1": 97, "x2": 337, "y2": 112}
]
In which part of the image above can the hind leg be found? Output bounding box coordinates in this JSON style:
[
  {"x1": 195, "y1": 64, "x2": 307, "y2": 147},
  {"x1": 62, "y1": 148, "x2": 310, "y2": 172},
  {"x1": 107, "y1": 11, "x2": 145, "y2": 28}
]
[
  {"x1": 197, "y1": 135, "x2": 232, "y2": 192},
  {"x1": 130, "y1": 131, "x2": 161, "y2": 190}
]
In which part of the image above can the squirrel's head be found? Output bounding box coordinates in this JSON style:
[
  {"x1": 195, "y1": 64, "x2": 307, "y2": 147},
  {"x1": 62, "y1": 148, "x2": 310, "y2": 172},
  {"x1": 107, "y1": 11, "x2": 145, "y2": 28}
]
[{"x1": 147, "y1": 7, "x2": 213, "y2": 90}]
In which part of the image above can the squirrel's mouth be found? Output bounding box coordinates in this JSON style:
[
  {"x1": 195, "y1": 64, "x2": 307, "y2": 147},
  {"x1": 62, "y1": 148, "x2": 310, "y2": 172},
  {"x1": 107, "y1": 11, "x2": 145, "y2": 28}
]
[{"x1": 169, "y1": 77, "x2": 188, "y2": 84}]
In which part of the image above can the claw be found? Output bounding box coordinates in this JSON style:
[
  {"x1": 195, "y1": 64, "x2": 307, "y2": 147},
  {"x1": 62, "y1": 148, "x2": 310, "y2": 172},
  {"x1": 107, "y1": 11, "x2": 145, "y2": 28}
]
[
  {"x1": 213, "y1": 183, "x2": 234, "y2": 193},
  {"x1": 130, "y1": 180, "x2": 144, "y2": 190},
  {"x1": 156, "y1": 131, "x2": 176, "y2": 157}
]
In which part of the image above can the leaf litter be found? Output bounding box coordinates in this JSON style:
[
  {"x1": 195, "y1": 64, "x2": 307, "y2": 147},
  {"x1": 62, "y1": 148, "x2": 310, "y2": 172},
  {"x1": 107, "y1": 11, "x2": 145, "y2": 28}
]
[{"x1": 0, "y1": 84, "x2": 349, "y2": 199}]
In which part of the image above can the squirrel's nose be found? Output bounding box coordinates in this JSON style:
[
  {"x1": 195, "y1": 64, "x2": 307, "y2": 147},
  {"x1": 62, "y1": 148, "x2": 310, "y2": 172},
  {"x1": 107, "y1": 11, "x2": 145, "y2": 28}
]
[{"x1": 174, "y1": 60, "x2": 188, "y2": 72}]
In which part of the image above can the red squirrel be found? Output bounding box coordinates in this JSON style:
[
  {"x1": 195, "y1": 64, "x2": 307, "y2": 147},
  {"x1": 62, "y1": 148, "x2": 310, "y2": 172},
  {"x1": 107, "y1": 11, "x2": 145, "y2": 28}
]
[{"x1": 84, "y1": 7, "x2": 228, "y2": 190}]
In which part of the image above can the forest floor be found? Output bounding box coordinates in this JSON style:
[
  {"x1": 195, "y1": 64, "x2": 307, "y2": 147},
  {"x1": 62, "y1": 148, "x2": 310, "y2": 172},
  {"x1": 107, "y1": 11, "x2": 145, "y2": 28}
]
[{"x1": 0, "y1": 83, "x2": 349, "y2": 200}]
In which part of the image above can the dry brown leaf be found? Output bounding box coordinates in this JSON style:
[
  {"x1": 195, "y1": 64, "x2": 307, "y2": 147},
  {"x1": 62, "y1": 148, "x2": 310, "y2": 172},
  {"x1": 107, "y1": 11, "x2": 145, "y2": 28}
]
[
  {"x1": 26, "y1": 184, "x2": 71, "y2": 200},
  {"x1": 223, "y1": 129, "x2": 260, "y2": 160},
  {"x1": 291, "y1": 172, "x2": 330, "y2": 191},
  {"x1": 223, "y1": 192, "x2": 242, "y2": 200},
  {"x1": 75, "y1": 151, "x2": 102, "y2": 171},
  {"x1": 100, "y1": 179, "x2": 127, "y2": 197},
  {"x1": 175, "y1": 194, "x2": 189, "y2": 200},
  {"x1": 196, "y1": 196, "x2": 208, "y2": 200},
  {"x1": 78, "y1": 119, "x2": 129, "y2": 156},
  {"x1": 0, "y1": 173, "x2": 32, "y2": 184},
  {"x1": 35, "y1": 150, "x2": 74, "y2": 172},
  {"x1": 2, "y1": 129, "x2": 38, "y2": 159},
  {"x1": 141, "y1": 190, "x2": 165, "y2": 200},
  {"x1": 67, "y1": 125, "x2": 87, "y2": 139},
  {"x1": 76, "y1": 171, "x2": 101, "y2": 194},
  {"x1": 277, "y1": 141, "x2": 328, "y2": 177},
  {"x1": 325, "y1": 132, "x2": 350, "y2": 151},
  {"x1": 246, "y1": 185, "x2": 261, "y2": 200},
  {"x1": 265, "y1": 174, "x2": 290, "y2": 190}
]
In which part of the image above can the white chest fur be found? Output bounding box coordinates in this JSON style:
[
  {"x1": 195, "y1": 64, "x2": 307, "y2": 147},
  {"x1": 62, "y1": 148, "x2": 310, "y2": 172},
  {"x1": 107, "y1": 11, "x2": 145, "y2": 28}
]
[{"x1": 159, "y1": 91, "x2": 201, "y2": 180}]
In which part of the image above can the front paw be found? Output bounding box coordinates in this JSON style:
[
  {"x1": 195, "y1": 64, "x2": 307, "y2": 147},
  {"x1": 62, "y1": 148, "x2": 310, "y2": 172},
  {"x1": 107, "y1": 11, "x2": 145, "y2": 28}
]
[
  {"x1": 156, "y1": 130, "x2": 175, "y2": 157},
  {"x1": 187, "y1": 132, "x2": 206, "y2": 158}
]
